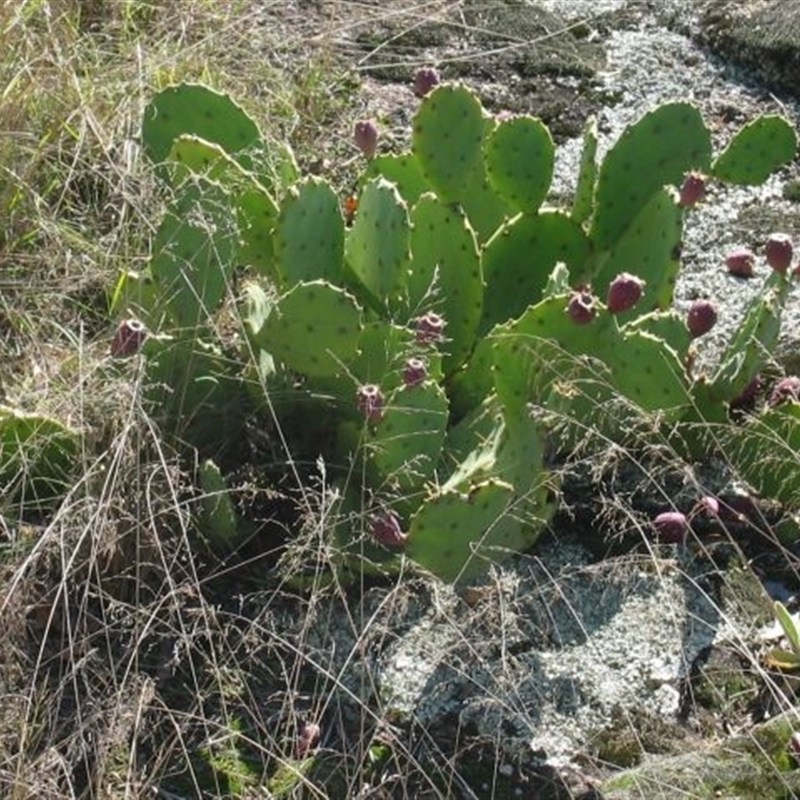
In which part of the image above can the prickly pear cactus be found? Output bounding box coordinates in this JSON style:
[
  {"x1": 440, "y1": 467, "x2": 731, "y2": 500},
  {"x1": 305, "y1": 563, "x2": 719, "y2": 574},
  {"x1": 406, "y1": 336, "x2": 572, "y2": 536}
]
[
  {"x1": 572, "y1": 115, "x2": 598, "y2": 225},
  {"x1": 252, "y1": 280, "x2": 363, "y2": 378},
  {"x1": 198, "y1": 459, "x2": 242, "y2": 552},
  {"x1": 590, "y1": 102, "x2": 711, "y2": 251},
  {"x1": 484, "y1": 115, "x2": 554, "y2": 213},
  {"x1": 274, "y1": 177, "x2": 344, "y2": 286},
  {"x1": 345, "y1": 177, "x2": 411, "y2": 308},
  {"x1": 142, "y1": 83, "x2": 262, "y2": 175},
  {"x1": 712, "y1": 116, "x2": 797, "y2": 185}
]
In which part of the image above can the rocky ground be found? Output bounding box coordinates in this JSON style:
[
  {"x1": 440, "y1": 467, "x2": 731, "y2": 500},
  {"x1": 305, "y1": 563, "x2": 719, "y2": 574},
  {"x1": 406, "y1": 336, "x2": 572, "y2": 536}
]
[{"x1": 243, "y1": 2, "x2": 800, "y2": 797}]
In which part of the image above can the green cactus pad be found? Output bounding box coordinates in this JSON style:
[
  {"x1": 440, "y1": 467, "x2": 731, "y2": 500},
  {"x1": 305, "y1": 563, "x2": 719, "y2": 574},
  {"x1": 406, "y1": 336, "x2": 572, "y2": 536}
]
[
  {"x1": 109, "y1": 268, "x2": 159, "y2": 325},
  {"x1": 166, "y1": 134, "x2": 244, "y2": 185},
  {"x1": 572, "y1": 115, "x2": 598, "y2": 225},
  {"x1": 253, "y1": 280, "x2": 363, "y2": 378},
  {"x1": 149, "y1": 178, "x2": 238, "y2": 329},
  {"x1": 413, "y1": 84, "x2": 487, "y2": 203},
  {"x1": 198, "y1": 459, "x2": 241, "y2": 551},
  {"x1": 142, "y1": 83, "x2": 262, "y2": 174},
  {"x1": 365, "y1": 153, "x2": 430, "y2": 206},
  {"x1": 708, "y1": 273, "x2": 789, "y2": 403},
  {"x1": 590, "y1": 188, "x2": 682, "y2": 311},
  {"x1": 237, "y1": 186, "x2": 280, "y2": 280},
  {"x1": 480, "y1": 211, "x2": 590, "y2": 334},
  {"x1": 459, "y1": 167, "x2": 514, "y2": 244},
  {"x1": 371, "y1": 382, "x2": 449, "y2": 491},
  {"x1": 407, "y1": 479, "x2": 521, "y2": 584},
  {"x1": 591, "y1": 102, "x2": 711, "y2": 251},
  {"x1": 712, "y1": 115, "x2": 797, "y2": 185},
  {"x1": 0, "y1": 407, "x2": 79, "y2": 510},
  {"x1": 624, "y1": 310, "x2": 692, "y2": 365},
  {"x1": 345, "y1": 177, "x2": 411, "y2": 307},
  {"x1": 484, "y1": 116, "x2": 555, "y2": 213},
  {"x1": 447, "y1": 336, "x2": 497, "y2": 422},
  {"x1": 274, "y1": 177, "x2": 344, "y2": 286},
  {"x1": 408, "y1": 194, "x2": 482, "y2": 374}
]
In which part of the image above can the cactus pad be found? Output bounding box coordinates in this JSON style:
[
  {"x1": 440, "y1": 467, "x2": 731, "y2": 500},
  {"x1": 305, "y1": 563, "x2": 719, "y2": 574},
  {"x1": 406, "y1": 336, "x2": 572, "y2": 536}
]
[
  {"x1": 366, "y1": 153, "x2": 430, "y2": 206},
  {"x1": 712, "y1": 115, "x2": 797, "y2": 185},
  {"x1": 481, "y1": 211, "x2": 590, "y2": 334},
  {"x1": 198, "y1": 459, "x2": 241, "y2": 551},
  {"x1": 345, "y1": 177, "x2": 411, "y2": 307},
  {"x1": 484, "y1": 116, "x2": 554, "y2": 213},
  {"x1": 572, "y1": 115, "x2": 598, "y2": 225},
  {"x1": 254, "y1": 280, "x2": 363, "y2": 378},
  {"x1": 413, "y1": 84, "x2": 487, "y2": 203},
  {"x1": 407, "y1": 479, "x2": 521, "y2": 583},
  {"x1": 236, "y1": 186, "x2": 280, "y2": 279},
  {"x1": 142, "y1": 83, "x2": 261, "y2": 173},
  {"x1": 274, "y1": 177, "x2": 344, "y2": 286},
  {"x1": 408, "y1": 194, "x2": 482, "y2": 373},
  {"x1": 591, "y1": 102, "x2": 711, "y2": 251},
  {"x1": 371, "y1": 382, "x2": 448, "y2": 491}
]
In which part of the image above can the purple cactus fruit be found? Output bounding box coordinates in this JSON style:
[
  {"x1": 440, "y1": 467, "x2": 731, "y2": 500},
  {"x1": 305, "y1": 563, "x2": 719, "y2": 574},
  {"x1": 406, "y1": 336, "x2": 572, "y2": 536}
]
[
  {"x1": 764, "y1": 233, "x2": 794, "y2": 273},
  {"x1": 652, "y1": 511, "x2": 688, "y2": 544},
  {"x1": 768, "y1": 375, "x2": 800, "y2": 407},
  {"x1": 414, "y1": 311, "x2": 446, "y2": 345},
  {"x1": 370, "y1": 510, "x2": 408, "y2": 547},
  {"x1": 606, "y1": 272, "x2": 645, "y2": 314},
  {"x1": 725, "y1": 247, "x2": 755, "y2": 278},
  {"x1": 567, "y1": 291, "x2": 595, "y2": 325},
  {"x1": 296, "y1": 722, "x2": 321, "y2": 759},
  {"x1": 357, "y1": 383, "x2": 384, "y2": 422},
  {"x1": 692, "y1": 495, "x2": 719, "y2": 518},
  {"x1": 110, "y1": 318, "x2": 146, "y2": 357},
  {"x1": 413, "y1": 67, "x2": 440, "y2": 98},
  {"x1": 686, "y1": 299, "x2": 717, "y2": 338},
  {"x1": 353, "y1": 119, "x2": 378, "y2": 159},
  {"x1": 403, "y1": 357, "x2": 428, "y2": 388},
  {"x1": 678, "y1": 171, "x2": 707, "y2": 208}
]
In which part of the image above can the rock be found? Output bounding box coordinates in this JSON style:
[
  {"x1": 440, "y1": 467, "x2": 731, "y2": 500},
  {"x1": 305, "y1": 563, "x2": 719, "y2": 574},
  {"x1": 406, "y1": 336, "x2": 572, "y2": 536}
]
[{"x1": 698, "y1": 0, "x2": 800, "y2": 99}]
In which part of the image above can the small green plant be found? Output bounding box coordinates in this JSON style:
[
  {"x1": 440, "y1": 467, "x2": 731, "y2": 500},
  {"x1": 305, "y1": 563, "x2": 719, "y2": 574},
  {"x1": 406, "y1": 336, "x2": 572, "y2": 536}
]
[
  {"x1": 766, "y1": 601, "x2": 800, "y2": 671},
  {"x1": 114, "y1": 80, "x2": 798, "y2": 584}
]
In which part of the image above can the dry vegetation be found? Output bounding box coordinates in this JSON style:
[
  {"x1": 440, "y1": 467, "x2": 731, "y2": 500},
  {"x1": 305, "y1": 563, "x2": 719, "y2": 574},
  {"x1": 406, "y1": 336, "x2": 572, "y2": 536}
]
[{"x1": 3, "y1": 2, "x2": 800, "y2": 799}]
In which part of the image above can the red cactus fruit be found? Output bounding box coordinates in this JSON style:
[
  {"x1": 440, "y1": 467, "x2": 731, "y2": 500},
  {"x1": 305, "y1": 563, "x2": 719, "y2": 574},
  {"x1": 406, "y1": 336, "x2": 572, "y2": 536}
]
[
  {"x1": 692, "y1": 495, "x2": 719, "y2": 518},
  {"x1": 414, "y1": 311, "x2": 446, "y2": 345},
  {"x1": 567, "y1": 291, "x2": 595, "y2": 324},
  {"x1": 606, "y1": 272, "x2": 645, "y2": 314},
  {"x1": 725, "y1": 247, "x2": 755, "y2": 278},
  {"x1": 768, "y1": 375, "x2": 800, "y2": 407},
  {"x1": 652, "y1": 511, "x2": 688, "y2": 544},
  {"x1": 296, "y1": 722, "x2": 321, "y2": 759},
  {"x1": 403, "y1": 357, "x2": 428, "y2": 388},
  {"x1": 357, "y1": 384, "x2": 384, "y2": 422},
  {"x1": 764, "y1": 232, "x2": 794, "y2": 273},
  {"x1": 353, "y1": 119, "x2": 378, "y2": 159},
  {"x1": 370, "y1": 510, "x2": 408, "y2": 547},
  {"x1": 678, "y1": 171, "x2": 707, "y2": 207},
  {"x1": 413, "y1": 67, "x2": 440, "y2": 98},
  {"x1": 111, "y1": 318, "x2": 146, "y2": 357},
  {"x1": 686, "y1": 299, "x2": 717, "y2": 338}
]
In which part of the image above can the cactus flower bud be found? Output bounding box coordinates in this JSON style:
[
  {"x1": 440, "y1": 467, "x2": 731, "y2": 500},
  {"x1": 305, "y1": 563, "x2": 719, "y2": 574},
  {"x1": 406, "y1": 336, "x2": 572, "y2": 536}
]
[
  {"x1": 357, "y1": 383, "x2": 384, "y2": 422},
  {"x1": 686, "y1": 299, "x2": 717, "y2": 338},
  {"x1": 567, "y1": 291, "x2": 595, "y2": 324},
  {"x1": 370, "y1": 510, "x2": 407, "y2": 547},
  {"x1": 652, "y1": 511, "x2": 688, "y2": 544},
  {"x1": 678, "y1": 171, "x2": 707, "y2": 207},
  {"x1": 353, "y1": 119, "x2": 378, "y2": 159},
  {"x1": 111, "y1": 318, "x2": 147, "y2": 357},
  {"x1": 414, "y1": 67, "x2": 441, "y2": 98},
  {"x1": 296, "y1": 722, "x2": 321, "y2": 758},
  {"x1": 764, "y1": 233, "x2": 794, "y2": 273},
  {"x1": 403, "y1": 357, "x2": 428, "y2": 388},
  {"x1": 606, "y1": 272, "x2": 645, "y2": 314},
  {"x1": 725, "y1": 247, "x2": 755, "y2": 278},
  {"x1": 414, "y1": 312, "x2": 446, "y2": 345},
  {"x1": 768, "y1": 375, "x2": 800, "y2": 407}
]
